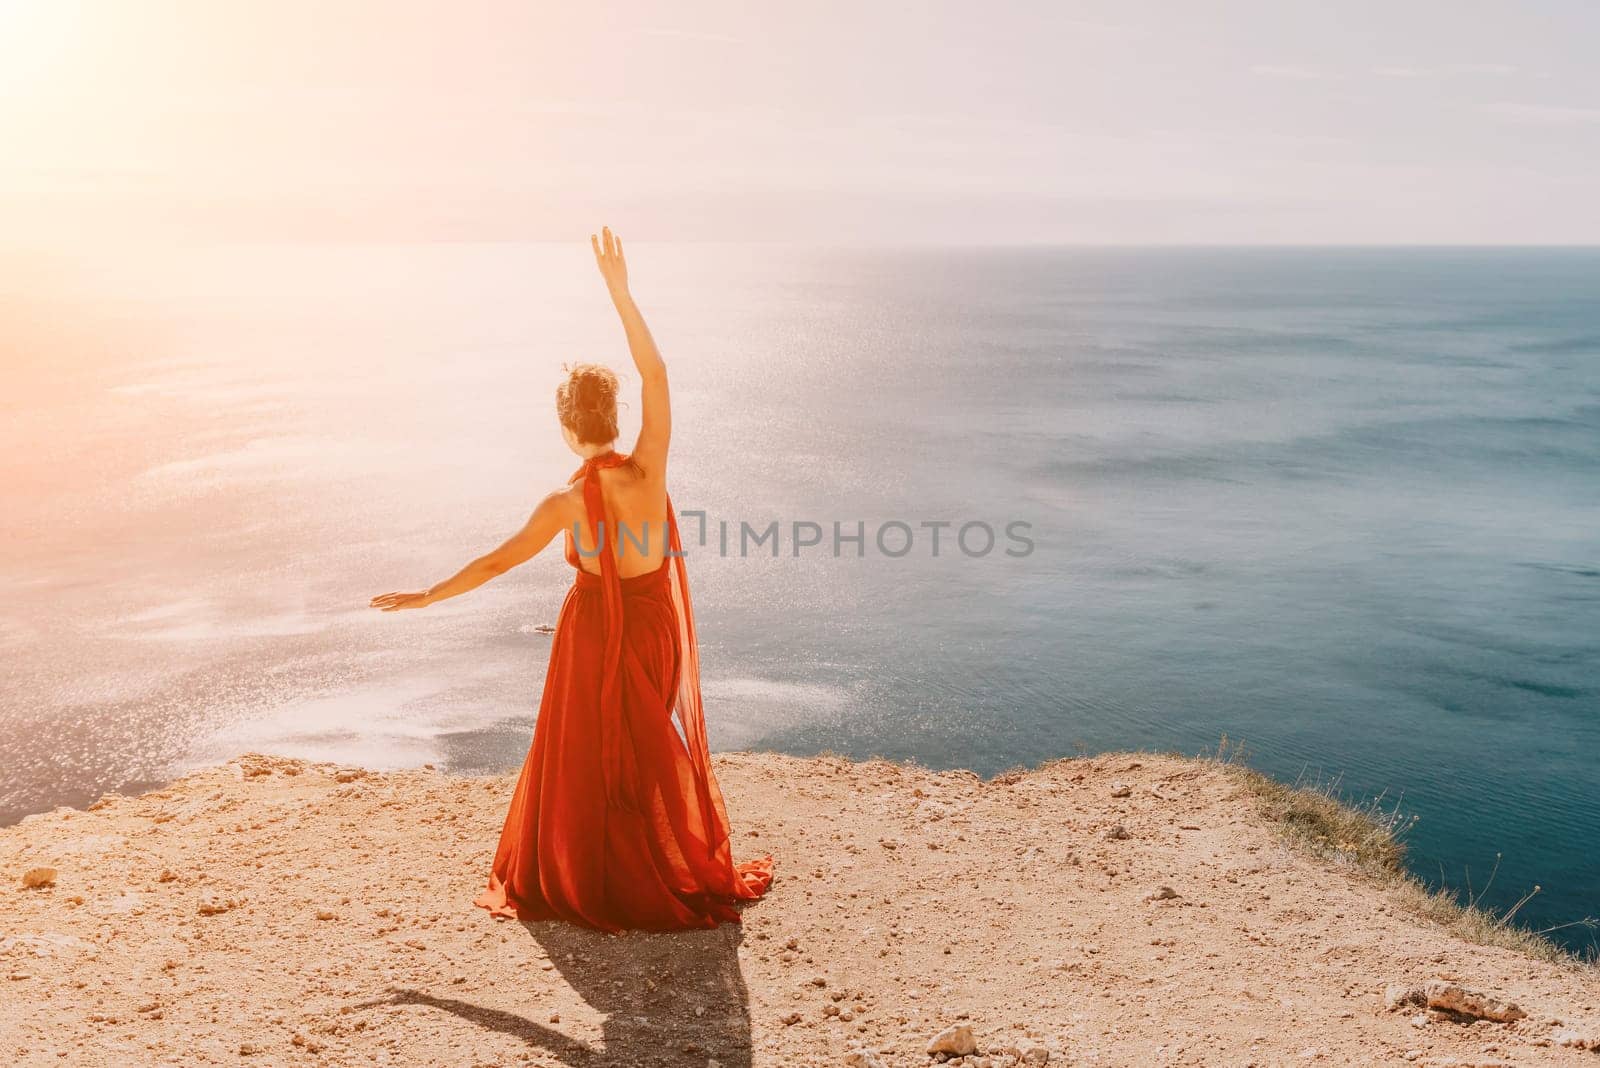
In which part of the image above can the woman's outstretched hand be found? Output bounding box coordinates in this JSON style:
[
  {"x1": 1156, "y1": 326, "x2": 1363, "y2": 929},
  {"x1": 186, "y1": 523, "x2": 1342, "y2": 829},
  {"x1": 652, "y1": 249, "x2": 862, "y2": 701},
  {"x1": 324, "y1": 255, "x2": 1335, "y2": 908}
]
[
  {"x1": 369, "y1": 591, "x2": 430, "y2": 612},
  {"x1": 591, "y1": 225, "x2": 628, "y2": 298}
]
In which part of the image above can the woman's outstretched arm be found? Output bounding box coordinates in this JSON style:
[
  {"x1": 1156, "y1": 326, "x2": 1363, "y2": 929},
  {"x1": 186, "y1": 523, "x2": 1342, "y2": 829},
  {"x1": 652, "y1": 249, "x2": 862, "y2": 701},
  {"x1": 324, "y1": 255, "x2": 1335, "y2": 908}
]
[
  {"x1": 369, "y1": 489, "x2": 577, "y2": 611},
  {"x1": 592, "y1": 226, "x2": 670, "y2": 478}
]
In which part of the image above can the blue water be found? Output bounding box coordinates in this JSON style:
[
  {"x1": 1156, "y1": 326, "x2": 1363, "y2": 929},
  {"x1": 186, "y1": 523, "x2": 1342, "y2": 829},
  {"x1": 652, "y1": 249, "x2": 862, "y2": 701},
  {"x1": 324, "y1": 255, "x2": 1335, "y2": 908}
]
[{"x1": 2, "y1": 245, "x2": 1596, "y2": 950}]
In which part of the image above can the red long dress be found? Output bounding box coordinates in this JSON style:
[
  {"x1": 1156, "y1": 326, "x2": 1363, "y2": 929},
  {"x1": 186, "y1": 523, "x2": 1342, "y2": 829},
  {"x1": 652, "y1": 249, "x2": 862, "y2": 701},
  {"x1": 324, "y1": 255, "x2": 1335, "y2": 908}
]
[{"x1": 473, "y1": 451, "x2": 773, "y2": 931}]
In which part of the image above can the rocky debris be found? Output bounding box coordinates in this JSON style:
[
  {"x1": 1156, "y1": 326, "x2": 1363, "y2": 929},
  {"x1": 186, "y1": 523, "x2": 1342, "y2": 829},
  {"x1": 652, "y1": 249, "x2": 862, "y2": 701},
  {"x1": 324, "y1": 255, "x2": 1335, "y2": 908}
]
[
  {"x1": 1143, "y1": 885, "x2": 1180, "y2": 902},
  {"x1": 238, "y1": 755, "x2": 276, "y2": 778},
  {"x1": 1384, "y1": 981, "x2": 1526, "y2": 1023},
  {"x1": 940, "y1": 1045, "x2": 1050, "y2": 1067},
  {"x1": 1554, "y1": 1028, "x2": 1600, "y2": 1051},
  {"x1": 20, "y1": 867, "x2": 57, "y2": 889},
  {"x1": 1108, "y1": 782, "x2": 1132, "y2": 798},
  {"x1": 290, "y1": 1033, "x2": 325, "y2": 1053},
  {"x1": 927, "y1": 1024, "x2": 978, "y2": 1057},
  {"x1": 197, "y1": 895, "x2": 240, "y2": 916},
  {"x1": 843, "y1": 1049, "x2": 885, "y2": 1068},
  {"x1": 231, "y1": 753, "x2": 304, "y2": 779}
]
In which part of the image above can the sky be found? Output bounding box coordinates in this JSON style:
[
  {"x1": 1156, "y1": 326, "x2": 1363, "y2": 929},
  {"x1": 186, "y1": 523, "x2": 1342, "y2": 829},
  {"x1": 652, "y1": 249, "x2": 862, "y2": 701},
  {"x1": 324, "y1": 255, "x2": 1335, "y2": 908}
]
[{"x1": 1, "y1": 0, "x2": 1597, "y2": 244}]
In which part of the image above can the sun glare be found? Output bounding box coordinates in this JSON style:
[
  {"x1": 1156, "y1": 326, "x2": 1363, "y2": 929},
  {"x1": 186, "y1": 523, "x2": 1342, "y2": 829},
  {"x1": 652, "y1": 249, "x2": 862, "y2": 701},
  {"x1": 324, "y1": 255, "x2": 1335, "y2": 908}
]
[{"x1": 0, "y1": 0, "x2": 80, "y2": 95}]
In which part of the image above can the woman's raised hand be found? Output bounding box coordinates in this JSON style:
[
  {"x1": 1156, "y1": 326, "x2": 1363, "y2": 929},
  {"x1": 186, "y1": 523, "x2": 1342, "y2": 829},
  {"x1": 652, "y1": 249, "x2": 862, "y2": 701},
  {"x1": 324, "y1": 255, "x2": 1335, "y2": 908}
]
[{"x1": 591, "y1": 225, "x2": 629, "y2": 298}]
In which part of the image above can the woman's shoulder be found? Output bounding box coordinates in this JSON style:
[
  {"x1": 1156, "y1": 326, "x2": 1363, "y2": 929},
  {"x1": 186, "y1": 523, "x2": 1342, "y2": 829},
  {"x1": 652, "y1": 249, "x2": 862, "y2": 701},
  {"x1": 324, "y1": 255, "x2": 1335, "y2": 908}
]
[
  {"x1": 545, "y1": 481, "x2": 589, "y2": 517},
  {"x1": 593, "y1": 456, "x2": 657, "y2": 489}
]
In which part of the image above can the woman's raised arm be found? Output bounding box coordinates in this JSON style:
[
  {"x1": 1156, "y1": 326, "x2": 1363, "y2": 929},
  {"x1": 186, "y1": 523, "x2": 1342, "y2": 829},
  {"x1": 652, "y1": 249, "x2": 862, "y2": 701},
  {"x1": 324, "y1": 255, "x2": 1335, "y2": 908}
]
[{"x1": 592, "y1": 226, "x2": 670, "y2": 478}]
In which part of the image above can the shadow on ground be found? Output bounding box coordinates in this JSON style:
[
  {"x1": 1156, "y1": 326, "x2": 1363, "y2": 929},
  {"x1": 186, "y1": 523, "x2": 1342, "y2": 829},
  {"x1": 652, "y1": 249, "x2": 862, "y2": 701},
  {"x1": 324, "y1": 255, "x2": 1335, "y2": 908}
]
[{"x1": 369, "y1": 918, "x2": 754, "y2": 1067}]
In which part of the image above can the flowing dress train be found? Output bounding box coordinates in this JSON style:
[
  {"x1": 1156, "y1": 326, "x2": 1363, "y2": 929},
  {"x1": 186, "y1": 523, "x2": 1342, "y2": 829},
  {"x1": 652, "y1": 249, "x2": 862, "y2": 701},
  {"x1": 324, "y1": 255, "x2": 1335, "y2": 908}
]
[{"x1": 472, "y1": 451, "x2": 773, "y2": 931}]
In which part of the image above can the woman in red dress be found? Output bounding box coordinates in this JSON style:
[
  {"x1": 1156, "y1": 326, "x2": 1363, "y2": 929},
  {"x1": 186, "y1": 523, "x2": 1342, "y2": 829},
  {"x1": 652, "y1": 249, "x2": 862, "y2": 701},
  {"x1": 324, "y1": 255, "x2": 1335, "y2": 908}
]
[{"x1": 370, "y1": 227, "x2": 772, "y2": 931}]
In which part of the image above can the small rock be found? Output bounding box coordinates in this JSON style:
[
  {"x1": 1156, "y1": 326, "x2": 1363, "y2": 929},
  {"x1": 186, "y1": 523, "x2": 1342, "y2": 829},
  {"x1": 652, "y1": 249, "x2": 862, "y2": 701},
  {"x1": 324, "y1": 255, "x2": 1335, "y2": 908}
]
[
  {"x1": 1421, "y1": 980, "x2": 1526, "y2": 1023},
  {"x1": 1555, "y1": 1029, "x2": 1600, "y2": 1051},
  {"x1": 1143, "y1": 885, "x2": 1180, "y2": 902},
  {"x1": 1021, "y1": 1048, "x2": 1050, "y2": 1065},
  {"x1": 315, "y1": 910, "x2": 337, "y2": 921},
  {"x1": 1103, "y1": 824, "x2": 1131, "y2": 841},
  {"x1": 1385, "y1": 984, "x2": 1427, "y2": 1012},
  {"x1": 21, "y1": 867, "x2": 57, "y2": 889},
  {"x1": 333, "y1": 767, "x2": 366, "y2": 784},
  {"x1": 1109, "y1": 782, "x2": 1132, "y2": 798},
  {"x1": 197, "y1": 895, "x2": 239, "y2": 916},
  {"x1": 927, "y1": 1024, "x2": 978, "y2": 1057},
  {"x1": 843, "y1": 1050, "x2": 885, "y2": 1068},
  {"x1": 781, "y1": 1012, "x2": 802, "y2": 1026}
]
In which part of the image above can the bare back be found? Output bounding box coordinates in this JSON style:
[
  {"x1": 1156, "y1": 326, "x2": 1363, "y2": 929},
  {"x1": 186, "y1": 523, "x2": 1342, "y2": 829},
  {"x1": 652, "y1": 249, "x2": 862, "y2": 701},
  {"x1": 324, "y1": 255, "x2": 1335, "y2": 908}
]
[{"x1": 567, "y1": 463, "x2": 670, "y2": 579}]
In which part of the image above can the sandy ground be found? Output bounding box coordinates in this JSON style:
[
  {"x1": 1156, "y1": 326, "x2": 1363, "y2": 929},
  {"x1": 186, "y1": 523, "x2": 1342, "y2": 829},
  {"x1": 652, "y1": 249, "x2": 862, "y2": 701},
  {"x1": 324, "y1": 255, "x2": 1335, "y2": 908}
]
[{"x1": 1, "y1": 751, "x2": 1597, "y2": 1067}]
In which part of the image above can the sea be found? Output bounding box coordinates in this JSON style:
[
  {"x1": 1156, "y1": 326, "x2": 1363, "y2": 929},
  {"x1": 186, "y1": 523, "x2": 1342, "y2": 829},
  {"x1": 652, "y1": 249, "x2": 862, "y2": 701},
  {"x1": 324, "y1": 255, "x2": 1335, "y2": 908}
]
[{"x1": 2, "y1": 243, "x2": 1596, "y2": 951}]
